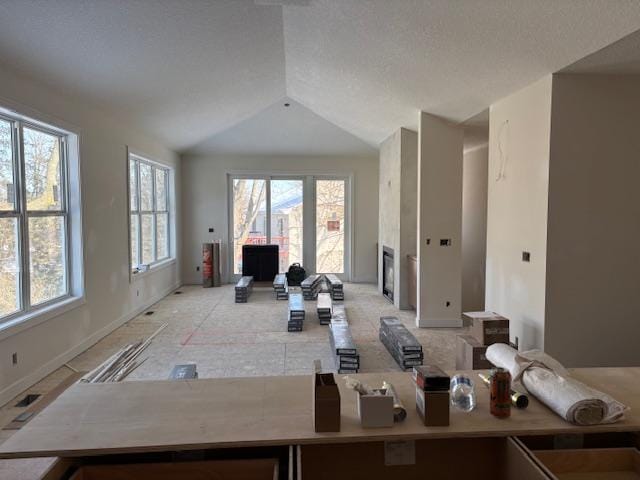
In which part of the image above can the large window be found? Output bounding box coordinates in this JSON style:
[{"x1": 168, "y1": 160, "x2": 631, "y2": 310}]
[
  {"x1": 0, "y1": 114, "x2": 77, "y2": 323},
  {"x1": 229, "y1": 175, "x2": 348, "y2": 278},
  {"x1": 129, "y1": 154, "x2": 171, "y2": 271}
]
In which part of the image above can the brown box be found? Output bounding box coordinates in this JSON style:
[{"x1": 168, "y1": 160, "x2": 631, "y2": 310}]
[
  {"x1": 469, "y1": 313, "x2": 509, "y2": 346},
  {"x1": 312, "y1": 362, "x2": 340, "y2": 432},
  {"x1": 415, "y1": 388, "x2": 449, "y2": 426},
  {"x1": 456, "y1": 335, "x2": 494, "y2": 370}
]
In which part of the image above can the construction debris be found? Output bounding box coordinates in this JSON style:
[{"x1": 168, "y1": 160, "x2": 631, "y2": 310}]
[
  {"x1": 273, "y1": 273, "x2": 289, "y2": 300},
  {"x1": 301, "y1": 274, "x2": 323, "y2": 300},
  {"x1": 325, "y1": 274, "x2": 344, "y2": 301},
  {"x1": 329, "y1": 305, "x2": 359, "y2": 373},
  {"x1": 288, "y1": 292, "x2": 305, "y2": 332},
  {"x1": 317, "y1": 292, "x2": 333, "y2": 325},
  {"x1": 379, "y1": 316, "x2": 424, "y2": 371},
  {"x1": 81, "y1": 323, "x2": 167, "y2": 383},
  {"x1": 235, "y1": 276, "x2": 254, "y2": 303}
]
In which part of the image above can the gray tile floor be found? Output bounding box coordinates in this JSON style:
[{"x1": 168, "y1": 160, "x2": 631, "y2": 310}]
[{"x1": 0, "y1": 282, "x2": 466, "y2": 479}]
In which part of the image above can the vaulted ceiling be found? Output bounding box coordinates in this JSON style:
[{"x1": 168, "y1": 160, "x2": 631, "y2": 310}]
[{"x1": 0, "y1": 0, "x2": 639, "y2": 153}]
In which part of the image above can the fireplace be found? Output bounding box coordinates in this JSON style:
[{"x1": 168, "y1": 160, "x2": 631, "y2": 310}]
[{"x1": 382, "y1": 246, "x2": 394, "y2": 302}]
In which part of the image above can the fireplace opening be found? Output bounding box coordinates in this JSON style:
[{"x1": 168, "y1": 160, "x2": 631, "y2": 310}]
[{"x1": 382, "y1": 246, "x2": 394, "y2": 302}]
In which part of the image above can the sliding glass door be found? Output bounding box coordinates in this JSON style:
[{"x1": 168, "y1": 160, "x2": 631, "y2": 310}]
[{"x1": 229, "y1": 174, "x2": 349, "y2": 280}]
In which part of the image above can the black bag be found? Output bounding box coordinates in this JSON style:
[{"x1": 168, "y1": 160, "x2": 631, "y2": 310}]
[{"x1": 286, "y1": 263, "x2": 306, "y2": 287}]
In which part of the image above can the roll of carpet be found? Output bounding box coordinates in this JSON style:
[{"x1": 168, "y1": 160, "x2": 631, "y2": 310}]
[{"x1": 485, "y1": 343, "x2": 627, "y2": 426}]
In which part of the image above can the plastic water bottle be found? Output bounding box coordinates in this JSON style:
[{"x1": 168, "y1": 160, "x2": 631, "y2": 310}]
[{"x1": 450, "y1": 374, "x2": 477, "y2": 412}]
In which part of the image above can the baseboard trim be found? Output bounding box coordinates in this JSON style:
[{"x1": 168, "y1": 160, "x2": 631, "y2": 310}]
[{"x1": 0, "y1": 282, "x2": 181, "y2": 407}]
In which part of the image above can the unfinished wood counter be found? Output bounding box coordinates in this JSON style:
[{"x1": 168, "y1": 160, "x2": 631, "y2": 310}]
[{"x1": 0, "y1": 368, "x2": 639, "y2": 460}]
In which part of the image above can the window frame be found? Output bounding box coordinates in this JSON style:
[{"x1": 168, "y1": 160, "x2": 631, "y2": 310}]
[
  {"x1": 128, "y1": 152, "x2": 172, "y2": 274},
  {"x1": 0, "y1": 113, "x2": 74, "y2": 325}
]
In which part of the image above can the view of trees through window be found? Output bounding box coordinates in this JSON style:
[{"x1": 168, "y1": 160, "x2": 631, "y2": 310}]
[
  {"x1": 231, "y1": 176, "x2": 346, "y2": 276},
  {"x1": 129, "y1": 156, "x2": 170, "y2": 270},
  {"x1": 0, "y1": 117, "x2": 68, "y2": 321}
]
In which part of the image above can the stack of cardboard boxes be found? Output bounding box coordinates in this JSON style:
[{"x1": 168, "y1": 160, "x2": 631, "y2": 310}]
[{"x1": 456, "y1": 311, "x2": 510, "y2": 370}]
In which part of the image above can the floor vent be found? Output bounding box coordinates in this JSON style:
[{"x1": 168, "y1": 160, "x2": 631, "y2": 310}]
[
  {"x1": 174, "y1": 291, "x2": 183, "y2": 295},
  {"x1": 145, "y1": 311, "x2": 155, "y2": 316},
  {"x1": 15, "y1": 394, "x2": 40, "y2": 408}
]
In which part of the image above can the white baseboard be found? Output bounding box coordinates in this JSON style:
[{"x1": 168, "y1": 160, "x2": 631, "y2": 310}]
[{"x1": 0, "y1": 282, "x2": 181, "y2": 407}]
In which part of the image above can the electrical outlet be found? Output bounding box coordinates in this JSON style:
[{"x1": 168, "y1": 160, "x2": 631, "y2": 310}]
[
  {"x1": 522, "y1": 251, "x2": 531, "y2": 262},
  {"x1": 12, "y1": 353, "x2": 18, "y2": 365},
  {"x1": 196, "y1": 266, "x2": 200, "y2": 272},
  {"x1": 208, "y1": 227, "x2": 214, "y2": 233},
  {"x1": 136, "y1": 289, "x2": 139, "y2": 297},
  {"x1": 440, "y1": 239, "x2": 452, "y2": 246},
  {"x1": 445, "y1": 301, "x2": 451, "y2": 307}
]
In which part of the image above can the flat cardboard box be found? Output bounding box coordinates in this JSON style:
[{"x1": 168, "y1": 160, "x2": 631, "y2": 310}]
[
  {"x1": 456, "y1": 335, "x2": 494, "y2": 370},
  {"x1": 470, "y1": 313, "x2": 509, "y2": 346}
]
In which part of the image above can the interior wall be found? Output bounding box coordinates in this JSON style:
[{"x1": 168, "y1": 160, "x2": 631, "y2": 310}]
[
  {"x1": 462, "y1": 144, "x2": 488, "y2": 313},
  {"x1": 180, "y1": 154, "x2": 378, "y2": 285},
  {"x1": 377, "y1": 128, "x2": 417, "y2": 310},
  {"x1": 416, "y1": 113, "x2": 463, "y2": 327},
  {"x1": 485, "y1": 75, "x2": 552, "y2": 351},
  {"x1": 0, "y1": 67, "x2": 180, "y2": 405},
  {"x1": 545, "y1": 74, "x2": 640, "y2": 367}
]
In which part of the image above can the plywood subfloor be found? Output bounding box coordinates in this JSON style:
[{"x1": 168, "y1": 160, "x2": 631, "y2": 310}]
[{"x1": 0, "y1": 282, "x2": 465, "y2": 478}]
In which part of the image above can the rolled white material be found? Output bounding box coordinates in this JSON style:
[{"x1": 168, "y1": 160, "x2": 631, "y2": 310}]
[{"x1": 486, "y1": 344, "x2": 627, "y2": 425}]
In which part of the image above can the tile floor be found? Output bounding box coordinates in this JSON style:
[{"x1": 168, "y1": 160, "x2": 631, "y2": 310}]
[{"x1": 0, "y1": 282, "x2": 467, "y2": 479}]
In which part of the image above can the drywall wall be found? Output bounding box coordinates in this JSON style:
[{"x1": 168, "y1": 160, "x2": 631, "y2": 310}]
[
  {"x1": 462, "y1": 144, "x2": 488, "y2": 313},
  {"x1": 545, "y1": 74, "x2": 640, "y2": 367},
  {"x1": 181, "y1": 153, "x2": 378, "y2": 284},
  {"x1": 485, "y1": 76, "x2": 552, "y2": 351},
  {"x1": 416, "y1": 113, "x2": 463, "y2": 327},
  {"x1": 378, "y1": 128, "x2": 417, "y2": 310},
  {"x1": 0, "y1": 66, "x2": 180, "y2": 405}
]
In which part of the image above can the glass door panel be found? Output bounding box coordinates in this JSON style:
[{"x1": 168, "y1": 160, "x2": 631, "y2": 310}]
[
  {"x1": 232, "y1": 178, "x2": 266, "y2": 274},
  {"x1": 270, "y1": 179, "x2": 303, "y2": 273},
  {"x1": 315, "y1": 179, "x2": 345, "y2": 274}
]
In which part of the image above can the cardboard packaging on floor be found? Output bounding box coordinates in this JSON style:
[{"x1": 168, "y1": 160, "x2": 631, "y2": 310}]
[
  {"x1": 357, "y1": 389, "x2": 394, "y2": 428},
  {"x1": 468, "y1": 312, "x2": 510, "y2": 346},
  {"x1": 312, "y1": 361, "x2": 340, "y2": 432},
  {"x1": 456, "y1": 335, "x2": 493, "y2": 370}
]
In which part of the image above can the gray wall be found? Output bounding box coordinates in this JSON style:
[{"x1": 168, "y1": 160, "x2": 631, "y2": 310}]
[
  {"x1": 180, "y1": 154, "x2": 378, "y2": 284},
  {"x1": 462, "y1": 145, "x2": 488, "y2": 313},
  {"x1": 545, "y1": 74, "x2": 640, "y2": 367}
]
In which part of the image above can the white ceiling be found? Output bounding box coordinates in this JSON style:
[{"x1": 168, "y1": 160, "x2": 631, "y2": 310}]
[
  {"x1": 187, "y1": 97, "x2": 377, "y2": 157},
  {"x1": 561, "y1": 28, "x2": 640, "y2": 74},
  {"x1": 0, "y1": 0, "x2": 639, "y2": 153}
]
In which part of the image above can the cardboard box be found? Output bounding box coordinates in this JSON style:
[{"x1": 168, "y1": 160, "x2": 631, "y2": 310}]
[
  {"x1": 456, "y1": 335, "x2": 494, "y2": 370},
  {"x1": 357, "y1": 390, "x2": 394, "y2": 428},
  {"x1": 470, "y1": 313, "x2": 509, "y2": 346},
  {"x1": 415, "y1": 388, "x2": 449, "y2": 426},
  {"x1": 413, "y1": 365, "x2": 450, "y2": 392},
  {"x1": 312, "y1": 362, "x2": 340, "y2": 432}
]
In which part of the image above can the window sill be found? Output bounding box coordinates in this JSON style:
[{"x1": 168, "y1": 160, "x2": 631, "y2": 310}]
[
  {"x1": 131, "y1": 258, "x2": 176, "y2": 282},
  {"x1": 0, "y1": 296, "x2": 86, "y2": 342}
]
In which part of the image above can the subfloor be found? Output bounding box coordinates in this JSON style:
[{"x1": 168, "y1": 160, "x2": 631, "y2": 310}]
[{"x1": 0, "y1": 282, "x2": 467, "y2": 479}]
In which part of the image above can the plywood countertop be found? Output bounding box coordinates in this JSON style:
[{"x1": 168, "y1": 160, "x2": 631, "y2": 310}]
[{"x1": 0, "y1": 368, "x2": 639, "y2": 459}]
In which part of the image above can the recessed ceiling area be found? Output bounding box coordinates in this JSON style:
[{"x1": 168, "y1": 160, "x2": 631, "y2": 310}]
[{"x1": 0, "y1": 0, "x2": 639, "y2": 152}]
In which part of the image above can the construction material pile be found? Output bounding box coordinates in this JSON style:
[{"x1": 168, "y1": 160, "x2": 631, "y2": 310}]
[
  {"x1": 379, "y1": 316, "x2": 423, "y2": 370},
  {"x1": 329, "y1": 305, "x2": 359, "y2": 373},
  {"x1": 317, "y1": 292, "x2": 333, "y2": 325},
  {"x1": 301, "y1": 274, "x2": 323, "y2": 300},
  {"x1": 325, "y1": 274, "x2": 344, "y2": 301},
  {"x1": 235, "y1": 276, "x2": 254, "y2": 303},
  {"x1": 288, "y1": 292, "x2": 305, "y2": 332},
  {"x1": 273, "y1": 273, "x2": 289, "y2": 300},
  {"x1": 80, "y1": 324, "x2": 167, "y2": 383}
]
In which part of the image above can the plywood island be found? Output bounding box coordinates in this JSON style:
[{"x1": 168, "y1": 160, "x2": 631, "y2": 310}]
[{"x1": 1, "y1": 369, "x2": 639, "y2": 479}]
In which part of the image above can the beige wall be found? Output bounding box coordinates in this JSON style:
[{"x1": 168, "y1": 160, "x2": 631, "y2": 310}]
[
  {"x1": 181, "y1": 154, "x2": 378, "y2": 284},
  {"x1": 378, "y1": 128, "x2": 417, "y2": 309},
  {"x1": 545, "y1": 74, "x2": 640, "y2": 367},
  {"x1": 0, "y1": 68, "x2": 180, "y2": 404},
  {"x1": 485, "y1": 76, "x2": 552, "y2": 351},
  {"x1": 417, "y1": 113, "x2": 463, "y2": 327},
  {"x1": 462, "y1": 144, "x2": 488, "y2": 313}
]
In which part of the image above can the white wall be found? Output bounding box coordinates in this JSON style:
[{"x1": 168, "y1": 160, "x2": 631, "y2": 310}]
[
  {"x1": 0, "y1": 66, "x2": 180, "y2": 405},
  {"x1": 545, "y1": 74, "x2": 640, "y2": 367},
  {"x1": 485, "y1": 76, "x2": 552, "y2": 351},
  {"x1": 181, "y1": 154, "x2": 378, "y2": 284},
  {"x1": 462, "y1": 144, "x2": 488, "y2": 313},
  {"x1": 416, "y1": 113, "x2": 463, "y2": 327}
]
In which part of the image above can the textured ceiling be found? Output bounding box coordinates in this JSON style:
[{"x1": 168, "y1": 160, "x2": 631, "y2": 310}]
[
  {"x1": 562, "y1": 28, "x2": 640, "y2": 74},
  {"x1": 187, "y1": 97, "x2": 377, "y2": 157},
  {"x1": 0, "y1": 0, "x2": 639, "y2": 153}
]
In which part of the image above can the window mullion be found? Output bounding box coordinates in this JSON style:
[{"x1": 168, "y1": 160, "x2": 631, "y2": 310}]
[
  {"x1": 136, "y1": 160, "x2": 142, "y2": 267},
  {"x1": 15, "y1": 122, "x2": 31, "y2": 312},
  {"x1": 151, "y1": 166, "x2": 157, "y2": 263}
]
